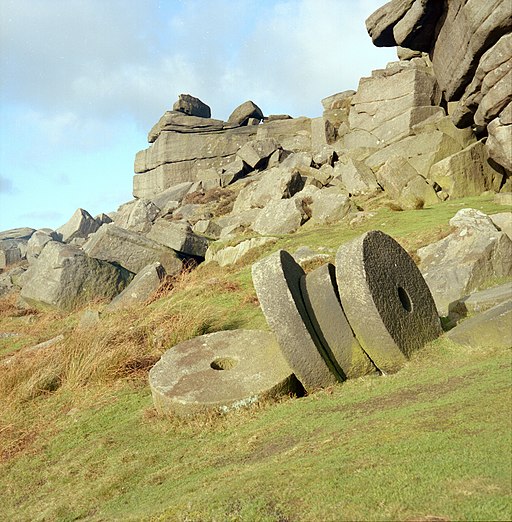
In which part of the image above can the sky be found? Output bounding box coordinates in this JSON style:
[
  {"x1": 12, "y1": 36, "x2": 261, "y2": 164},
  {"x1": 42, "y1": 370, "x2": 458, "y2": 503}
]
[{"x1": 0, "y1": 0, "x2": 395, "y2": 232}]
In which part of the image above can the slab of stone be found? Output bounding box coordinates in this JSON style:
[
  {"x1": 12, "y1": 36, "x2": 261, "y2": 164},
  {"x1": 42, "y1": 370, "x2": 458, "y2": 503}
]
[
  {"x1": 106, "y1": 262, "x2": 166, "y2": 311},
  {"x1": 418, "y1": 209, "x2": 512, "y2": 316},
  {"x1": 56, "y1": 208, "x2": 100, "y2": 243},
  {"x1": 83, "y1": 224, "x2": 182, "y2": 275},
  {"x1": 20, "y1": 242, "x2": 133, "y2": 311},
  {"x1": 256, "y1": 117, "x2": 312, "y2": 152},
  {"x1": 0, "y1": 228, "x2": 35, "y2": 241},
  {"x1": 450, "y1": 282, "x2": 512, "y2": 318},
  {"x1": 147, "y1": 220, "x2": 209, "y2": 258},
  {"x1": 490, "y1": 212, "x2": 512, "y2": 241},
  {"x1": 205, "y1": 237, "x2": 278, "y2": 267},
  {"x1": 309, "y1": 188, "x2": 353, "y2": 225},
  {"x1": 26, "y1": 230, "x2": 57, "y2": 264},
  {"x1": 0, "y1": 245, "x2": 22, "y2": 269},
  {"x1": 236, "y1": 138, "x2": 279, "y2": 169},
  {"x1": 172, "y1": 94, "x2": 211, "y2": 118},
  {"x1": 113, "y1": 199, "x2": 159, "y2": 233},
  {"x1": 251, "y1": 198, "x2": 307, "y2": 236},
  {"x1": 291, "y1": 246, "x2": 330, "y2": 267},
  {"x1": 148, "y1": 111, "x2": 224, "y2": 142},
  {"x1": 447, "y1": 300, "x2": 512, "y2": 349},
  {"x1": 300, "y1": 264, "x2": 376, "y2": 380},
  {"x1": 429, "y1": 140, "x2": 503, "y2": 198},
  {"x1": 333, "y1": 158, "x2": 380, "y2": 196},
  {"x1": 149, "y1": 329, "x2": 300, "y2": 417},
  {"x1": 252, "y1": 250, "x2": 341, "y2": 390},
  {"x1": 336, "y1": 231, "x2": 442, "y2": 374}
]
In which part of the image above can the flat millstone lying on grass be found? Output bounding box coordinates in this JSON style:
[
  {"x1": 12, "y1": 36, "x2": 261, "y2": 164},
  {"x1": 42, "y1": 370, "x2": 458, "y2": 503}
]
[
  {"x1": 252, "y1": 250, "x2": 341, "y2": 390},
  {"x1": 336, "y1": 231, "x2": 442, "y2": 374},
  {"x1": 149, "y1": 330, "x2": 301, "y2": 417},
  {"x1": 300, "y1": 263, "x2": 377, "y2": 380}
]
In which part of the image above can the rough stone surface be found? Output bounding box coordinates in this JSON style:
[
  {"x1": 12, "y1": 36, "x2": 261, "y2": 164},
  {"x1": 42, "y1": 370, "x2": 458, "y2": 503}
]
[
  {"x1": 106, "y1": 262, "x2": 165, "y2": 311},
  {"x1": 236, "y1": 138, "x2": 279, "y2": 169},
  {"x1": 147, "y1": 220, "x2": 209, "y2": 257},
  {"x1": 333, "y1": 158, "x2": 380, "y2": 196},
  {"x1": 20, "y1": 241, "x2": 132, "y2": 311},
  {"x1": 251, "y1": 198, "x2": 307, "y2": 236},
  {"x1": 149, "y1": 329, "x2": 300, "y2": 416},
  {"x1": 450, "y1": 282, "x2": 512, "y2": 318},
  {"x1": 256, "y1": 117, "x2": 312, "y2": 152},
  {"x1": 0, "y1": 228, "x2": 35, "y2": 241},
  {"x1": 227, "y1": 101, "x2": 264, "y2": 126},
  {"x1": 336, "y1": 231, "x2": 442, "y2": 373},
  {"x1": 26, "y1": 230, "x2": 57, "y2": 263},
  {"x1": 490, "y1": 212, "x2": 512, "y2": 241},
  {"x1": 232, "y1": 167, "x2": 304, "y2": 213},
  {"x1": 172, "y1": 94, "x2": 211, "y2": 119},
  {"x1": 418, "y1": 209, "x2": 512, "y2": 316},
  {"x1": 447, "y1": 300, "x2": 512, "y2": 349},
  {"x1": 0, "y1": 245, "x2": 22, "y2": 269},
  {"x1": 487, "y1": 107, "x2": 512, "y2": 173},
  {"x1": 56, "y1": 208, "x2": 100, "y2": 243},
  {"x1": 376, "y1": 156, "x2": 439, "y2": 209},
  {"x1": 83, "y1": 224, "x2": 182, "y2": 275},
  {"x1": 309, "y1": 188, "x2": 353, "y2": 224},
  {"x1": 148, "y1": 111, "x2": 224, "y2": 143},
  {"x1": 300, "y1": 264, "x2": 376, "y2": 380},
  {"x1": 205, "y1": 237, "x2": 277, "y2": 267},
  {"x1": 291, "y1": 246, "x2": 330, "y2": 267},
  {"x1": 252, "y1": 250, "x2": 341, "y2": 390},
  {"x1": 429, "y1": 140, "x2": 503, "y2": 198},
  {"x1": 113, "y1": 199, "x2": 160, "y2": 233}
]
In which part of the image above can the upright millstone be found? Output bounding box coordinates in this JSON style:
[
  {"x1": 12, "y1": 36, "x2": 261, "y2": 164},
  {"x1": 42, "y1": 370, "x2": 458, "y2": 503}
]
[
  {"x1": 252, "y1": 250, "x2": 342, "y2": 391},
  {"x1": 300, "y1": 263, "x2": 377, "y2": 379},
  {"x1": 335, "y1": 231, "x2": 442, "y2": 374},
  {"x1": 149, "y1": 330, "x2": 301, "y2": 417}
]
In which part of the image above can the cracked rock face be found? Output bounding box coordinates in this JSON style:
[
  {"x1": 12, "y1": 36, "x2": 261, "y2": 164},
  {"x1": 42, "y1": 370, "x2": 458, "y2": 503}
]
[{"x1": 366, "y1": 0, "x2": 512, "y2": 173}]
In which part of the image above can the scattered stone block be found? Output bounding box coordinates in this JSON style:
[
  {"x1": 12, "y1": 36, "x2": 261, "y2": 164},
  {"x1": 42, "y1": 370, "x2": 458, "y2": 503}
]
[
  {"x1": 192, "y1": 219, "x2": 223, "y2": 239},
  {"x1": 26, "y1": 230, "x2": 58, "y2": 264},
  {"x1": 236, "y1": 138, "x2": 279, "y2": 169},
  {"x1": 20, "y1": 242, "x2": 133, "y2": 311},
  {"x1": 147, "y1": 220, "x2": 209, "y2": 258},
  {"x1": 333, "y1": 158, "x2": 380, "y2": 196},
  {"x1": 429, "y1": 140, "x2": 503, "y2": 198},
  {"x1": 418, "y1": 209, "x2": 512, "y2": 316},
  {"x1": 251, "y1": 198, "x2": 307, "y2": 236},
  {"x1": 113, "y1": 199, "x2": 159, "y2": 233},
  {"x1": 490, "y1": 212, "x2": 512, "y2": 241},
  {"x1": 336, "y1": 231, "x2": 442, "y2": 374},
  {"x1": 149, "y1": 329, "x2": 300, "y2": 417},
  {"x1": 252, "y1": 250, "x2": 341, "y2": 390},
  {"x1": 205, "y1": 237, "x2": 278, "y2": 267},
  {"x1": 106, "y1": 262, "x2": 166, "y2": 311},
  {"x1": 291, "y1": 246, "x2": 330, "y2": 267},
  {"x1": 149, "y1": 182, "x2": 195, "y2": 210},
  {"x1": 0, "y1": 228, "x2": 35, "y2": 241},
  {"x1": 447, "y1": 300, "x2": 512, "y2": 349},
  {"x1": 310, "y1": 188, "x2": 353, "y2": 225},
  {"x1": 300, "y1": 264, "x2": 376, "y2": 380},
  {"x1": 450, "y1": 282, "x2": 512, "y2": 318},
  {"x1": 83, "y1": 224, "x2": 182, "y2": 275},
  {"x1": 56, "y1": 208, "x2": 100, "y2": 243}
]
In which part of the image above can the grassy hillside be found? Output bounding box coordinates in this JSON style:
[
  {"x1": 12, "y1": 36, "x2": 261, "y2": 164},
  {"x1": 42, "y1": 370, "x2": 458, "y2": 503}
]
[{"x1": 1, "y1": 195, "x2": 511, "y2": 521}]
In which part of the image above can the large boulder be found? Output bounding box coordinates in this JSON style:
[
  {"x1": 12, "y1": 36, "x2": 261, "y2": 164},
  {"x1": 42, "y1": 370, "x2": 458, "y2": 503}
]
[
  {"x1": 83, "y1": 223, "x2": 182, "y2": 275},
  {"x1": 333, "y1": 158, "x2": 380, "y2": 196},
  {"x1": 227, "y1": 101, "x2": 263, "y2": 126},
  {"x1": 375, "y1": 156, "x2": 439, "y2": 209},
  {"x1": 148, "y1": 111, "x2": 223, "y2": 143},
  {"x1": 26, "y1": 229, "x2": 58, "y2": 263},
  {"x1": 418, "y1": 209, "x2": 512, "y2": 316},
  {"x1": 309, "y1": 187, "x2": 353, "y2": 224},
  {"x1": 113, "y1": 199, "x2": 160, "y2": 233},
  {"x1": 252, "y1": 198, "x2": 308, "y2": 236},
  {"x1": 56, "y1": 208, "x2": 100, "y2": 243},
  {"x1": 205, "y1": 236, "x2": 278, "y2": 267},
  {"x1": 20, "y1": 241, "x2": 133, "y2": 311},
  {"x1": 172, "y1": 94, "x2": 211, "y2": 119},
  {"x1": 429, "y1": 140, "x2": 503, "y2": 198},
  {"x1": 236, "y1": 138, "x2": 279, "y2": 169},
  {"x1": 147, "y1": 219, "x2": 209, "y2": 258},
  {"x1": 105, "y1": 262, "x2": 166, "y2": 312},
  {"x1": 232, "y1": 167, "x2": 305, "y2": 213}
]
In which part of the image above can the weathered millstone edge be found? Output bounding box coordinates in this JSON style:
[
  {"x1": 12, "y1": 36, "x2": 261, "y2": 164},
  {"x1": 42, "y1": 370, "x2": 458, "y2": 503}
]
[
  {"x1": 336, "y1": 230, "x2": 442, "y2": 374},
  {"x1": 149, "y1": 329, "x2": 302, "y2": 417},
  {"x1": 252, "y1": 250, "x2": 341, "y2": 391},
  {"x1": 300, "y1": 263, "x2": 377, "y2": 380}
]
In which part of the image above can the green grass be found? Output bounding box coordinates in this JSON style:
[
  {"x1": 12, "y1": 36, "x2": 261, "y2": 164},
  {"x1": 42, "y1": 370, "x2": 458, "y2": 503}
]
[
  {"x1": 1, "y1": 340, "x2": 510, "y2": 521},
  {"x1": 0, "y1": 194, "x2": 511, "y2": 521}
]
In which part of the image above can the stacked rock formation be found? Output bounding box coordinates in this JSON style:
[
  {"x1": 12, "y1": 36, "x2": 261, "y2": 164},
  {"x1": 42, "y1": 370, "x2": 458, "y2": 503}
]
[{"x1": 366, "y1": 0, "x2": 512, "y2": 173}]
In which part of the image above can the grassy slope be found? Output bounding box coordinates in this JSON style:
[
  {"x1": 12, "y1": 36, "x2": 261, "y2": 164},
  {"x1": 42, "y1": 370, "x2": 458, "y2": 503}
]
[{"x1": 0, "y1": 195, "x2": 511, "y2": 521}]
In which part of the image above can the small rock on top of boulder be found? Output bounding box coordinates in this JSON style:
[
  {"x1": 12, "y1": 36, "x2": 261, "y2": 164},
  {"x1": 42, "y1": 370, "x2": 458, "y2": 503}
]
[{"x1": 172, "y1": 94, "x2": 211, "y2": 119}]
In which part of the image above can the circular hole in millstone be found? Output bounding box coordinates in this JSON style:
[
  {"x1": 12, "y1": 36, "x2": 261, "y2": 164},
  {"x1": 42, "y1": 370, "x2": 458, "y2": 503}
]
[
  {"x1": 210, "y1": 357, "x2": 238, "y2": 371},
  {"x1": 397, "y1": 286, "x2": 413, "y2": 313}
]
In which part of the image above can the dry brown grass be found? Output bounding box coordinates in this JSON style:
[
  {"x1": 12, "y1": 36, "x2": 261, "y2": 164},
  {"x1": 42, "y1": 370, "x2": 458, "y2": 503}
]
[{"x1": 182, "y1": 187, "x2": 237, "y2": 217}]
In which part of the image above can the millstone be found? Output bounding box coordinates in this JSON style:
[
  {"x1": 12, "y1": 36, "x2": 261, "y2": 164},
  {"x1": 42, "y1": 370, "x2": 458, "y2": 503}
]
[
  {"x1": 335, "y1": 231, "x2": 442, "y2": 374},
  {"x1": 251, "y1": 250, "x2": 341, "y2": 390},
  {"x1": 149, "y1": 329, "x2": 301, "y2": 417},
  {"x1": 300, "y1": 263, "x2": 377, "y2": 379}
]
